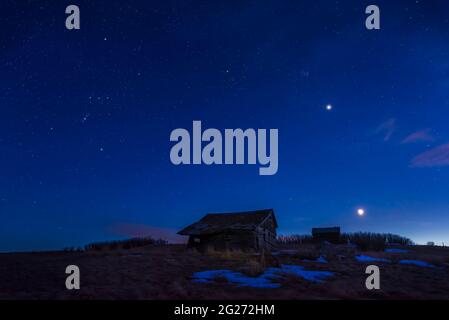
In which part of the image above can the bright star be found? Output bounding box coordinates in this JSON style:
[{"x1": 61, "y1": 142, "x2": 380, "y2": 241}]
[
  {"x1": 357, "y1": 208, "x2": 365, "y2": 216},
  {"x1": 326, "y1": 104, "x2": 333, "y2": 111}
]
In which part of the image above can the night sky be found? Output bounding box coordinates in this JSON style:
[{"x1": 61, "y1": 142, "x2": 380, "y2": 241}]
[{"x1": 1, "y1": 0, "x2": 449, "y2": 252}]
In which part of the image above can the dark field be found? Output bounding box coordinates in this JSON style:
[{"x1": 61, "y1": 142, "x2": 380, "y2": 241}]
[{"x1": 1, "y1": 244, "x2": 449, "y2": 300}]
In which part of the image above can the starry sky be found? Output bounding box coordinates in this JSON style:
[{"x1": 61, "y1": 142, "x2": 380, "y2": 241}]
[{"x1": 1, "y1": 0, "x2": 449, "y2": 252}]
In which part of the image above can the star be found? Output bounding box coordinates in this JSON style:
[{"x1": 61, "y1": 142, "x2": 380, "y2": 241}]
[
  {"x1": 81, "y1": 113, "x2": 89, "y2": 123},
  {"x1": 326, "y1": 104, "x2": 333, "y2": 111}
]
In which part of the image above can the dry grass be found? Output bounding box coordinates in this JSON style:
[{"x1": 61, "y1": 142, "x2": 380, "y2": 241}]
[
  {"x1": 0, "y1": 244, "x2": 448, "y2": 300},
  {"x1": 204, "y1": 248, "x2": 276, "y2": 276}
]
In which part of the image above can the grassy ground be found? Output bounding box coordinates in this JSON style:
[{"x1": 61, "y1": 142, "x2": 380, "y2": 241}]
[{"x1": 1, "y1": 244, "x2": 448, "y2": 300}]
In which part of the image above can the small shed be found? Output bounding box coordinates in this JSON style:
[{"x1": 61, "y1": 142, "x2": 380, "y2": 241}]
[
  {"x1": 177, "y1": 209, "x2": 278, "y2": 253},
  {"x1": 312, "y1": 227, "x2": 341, "y2": 243}
]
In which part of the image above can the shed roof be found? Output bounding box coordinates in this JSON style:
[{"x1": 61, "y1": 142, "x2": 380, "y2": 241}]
[{"x1": 177, "y1": 209, "x2": 277, "y2": 236}]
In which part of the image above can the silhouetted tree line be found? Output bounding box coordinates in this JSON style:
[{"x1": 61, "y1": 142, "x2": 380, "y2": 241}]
[
  {"x1": 84, "y1": 236, "x2": 168, "y2": 251},
  {"x1": 277, "y1": 232, "x2": 413, "y2": 251}
]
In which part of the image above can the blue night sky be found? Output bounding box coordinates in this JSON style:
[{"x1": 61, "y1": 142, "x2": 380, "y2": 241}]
[{"x1": 1, "y1": 0, "x2": 449, "y2": 252}]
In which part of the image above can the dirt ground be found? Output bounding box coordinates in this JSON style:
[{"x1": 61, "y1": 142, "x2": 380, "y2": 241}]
[{"x1": 1, "y1": 244, "x2": 448, "y2": 300}]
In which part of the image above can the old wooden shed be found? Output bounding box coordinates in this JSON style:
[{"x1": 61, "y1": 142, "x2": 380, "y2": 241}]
[{"x1": 177, "y1": 209, "x2": 278, "y2": 252}]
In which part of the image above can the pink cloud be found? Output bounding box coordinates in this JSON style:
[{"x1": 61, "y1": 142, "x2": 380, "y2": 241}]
[
  {"x1": 411, "y1": 143, "x2": 449, "y2": 168},
  {"x1": 375, "y1": 118, "x2": 396, "y2": 141},
  {"x1": 106, "y1": 223, "x2": 187, "y2": 244},
  {"x1": 402, "y1": 129, "x2": 435, "y2": 144}
]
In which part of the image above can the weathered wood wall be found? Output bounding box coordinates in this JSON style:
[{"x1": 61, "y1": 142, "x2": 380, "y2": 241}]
[
  {"x1": 188, "y1": 231, "x2": 258, "y2": 252},
  {"x1": 187, "y1": 215, "x2": 278, "y2": 253}
]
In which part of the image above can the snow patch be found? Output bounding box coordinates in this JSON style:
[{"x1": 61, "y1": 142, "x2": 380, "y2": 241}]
[
  {"x1": 355, "y1": 255, "x2": 391, "y2": 263},
  {"x1": 275, "y1": 265, "x2": 333, "y2": 282},
  {"x1": 192, "y1": 264, "x2": 333, "y2": 288},
  {"x1": 192, "y1": 269, "x2": 280, "y2": 288},
  {"x1": 303, "y1": 256, "x2": 328, "y2": 264},
  {"x1": 399, "y1": 260, "x2": 435, "y2": 268}
]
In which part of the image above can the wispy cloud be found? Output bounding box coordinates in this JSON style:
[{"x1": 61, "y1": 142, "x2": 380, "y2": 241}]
[
  {"x1": 375, "y1": 118, "x2": 396, "y2": 141},
  {"x1": 411, "y1": 142, "x2": 449, "y2": 168},
  {"x1": 106, "y1": 223, "x2": 187, "y2": 243},
  {"x1": 402, "y1": 129, "x2": 435, "y2": 144}
]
